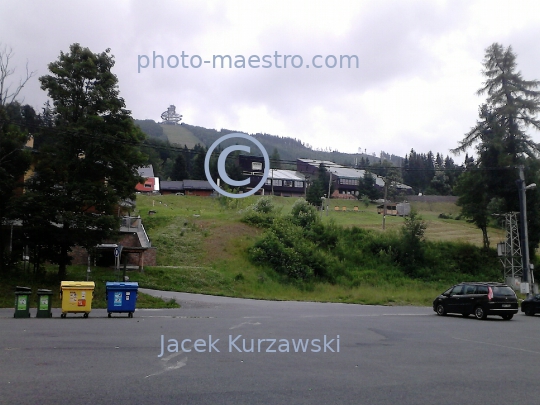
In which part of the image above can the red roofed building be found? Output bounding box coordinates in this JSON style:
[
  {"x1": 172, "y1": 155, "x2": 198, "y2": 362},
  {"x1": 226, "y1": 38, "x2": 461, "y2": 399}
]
[{"x1": 136, "y1": 165, "x2": 160, "y2": 193}]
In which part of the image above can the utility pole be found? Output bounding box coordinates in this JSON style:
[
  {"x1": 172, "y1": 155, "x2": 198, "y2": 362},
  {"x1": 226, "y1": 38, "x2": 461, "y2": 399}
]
[
  {"x1": 304, "y1": 175, "x2": 309, "y2": 198},
  {"x1": 517, "y1": 165, "x2": 535, "y2": 297},
  {"x1": 271, "y1": 168, "x2": 274, "y2": 196},
  {"x1": 327, "y1": 172, "x2": 332, "y2": 216},
  {"x1": 328, "y1": 172, "x2": 332, "y2": 201},
  {"x1": 382, "y1": 180, "x2": 388, "y2": 230}
]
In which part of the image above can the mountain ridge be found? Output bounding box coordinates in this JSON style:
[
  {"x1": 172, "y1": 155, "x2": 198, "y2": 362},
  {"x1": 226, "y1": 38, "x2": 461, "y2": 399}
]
[{"x1": 134, "y1": 119, "x2": 404, "y2": 168}]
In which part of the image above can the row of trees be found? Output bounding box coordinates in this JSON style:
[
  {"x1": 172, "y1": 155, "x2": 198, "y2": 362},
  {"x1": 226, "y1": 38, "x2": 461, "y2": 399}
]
[
  {"x1": 169, "y1": 143, "x2": 244, "y2": 183},
  {"x1": 401, "y1": 150, "x2": 462, "y2": 195},
  {"x1": 1, "y1": 44, "x2": 147, "y2": 277}
]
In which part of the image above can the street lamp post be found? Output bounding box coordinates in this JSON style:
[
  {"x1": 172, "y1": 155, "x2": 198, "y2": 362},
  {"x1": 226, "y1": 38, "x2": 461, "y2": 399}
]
[
  {"x1": 517, "y1": 165, "x2": 535, "y2": 298},
  {"x1": 382, "y1": 180, "x2": 388, "y2": 230}
]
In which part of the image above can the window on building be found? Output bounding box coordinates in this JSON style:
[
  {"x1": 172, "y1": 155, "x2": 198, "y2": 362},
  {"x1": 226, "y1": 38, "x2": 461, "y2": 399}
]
[
  {"x1": 340, "y1": 178, "x2": 358, "y2": 185},
  {"x1": 283, "y1": 180, "x2": 293, "y2": 187},
  {"x1": 294, "y1": 181, "x2": 303, "y2": 188},
  {"x1": 273, "y1": 179, "x2": 282, "y2": 186},
  {"x1": 252, "y1": 162, "x2": 263, "y2": 171}
]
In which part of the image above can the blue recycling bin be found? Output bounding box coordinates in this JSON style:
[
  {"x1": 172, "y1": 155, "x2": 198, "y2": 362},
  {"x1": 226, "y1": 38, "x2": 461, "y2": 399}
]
[{"x1": 105, "y1": 282, "x2": 139, "y2": 318}]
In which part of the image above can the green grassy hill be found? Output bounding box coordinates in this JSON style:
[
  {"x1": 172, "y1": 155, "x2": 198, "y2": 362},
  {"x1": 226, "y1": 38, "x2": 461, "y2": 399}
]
[
  {"x1": 122, "y1": 195, "x2": 505, "y2": 305},
  {"x1": 161, "y1": 124, "x2": 202, "y2": 148},
  {"x1": 183, "y1": 123, "x2": 387, "y2": 167},
  {"x1": 0, "y1": 195, "x2": 509, "y2": 308}
]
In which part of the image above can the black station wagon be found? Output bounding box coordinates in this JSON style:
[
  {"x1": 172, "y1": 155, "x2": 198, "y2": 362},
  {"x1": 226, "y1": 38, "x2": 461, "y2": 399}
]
[{"x1": 433, "y1": 282, "x2": 518, "y2": 320}]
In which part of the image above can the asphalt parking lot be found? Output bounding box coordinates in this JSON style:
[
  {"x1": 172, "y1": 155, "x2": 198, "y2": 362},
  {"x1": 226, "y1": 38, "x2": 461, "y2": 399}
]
[{"x1": 1, "y1": 289, "x2": 540, "y2": 405}]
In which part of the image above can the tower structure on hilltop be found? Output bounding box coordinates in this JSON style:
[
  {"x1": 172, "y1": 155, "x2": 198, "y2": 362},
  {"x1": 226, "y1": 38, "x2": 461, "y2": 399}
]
[{"x1": 161, "y1": 105, "x2": 182, "y2": 125}]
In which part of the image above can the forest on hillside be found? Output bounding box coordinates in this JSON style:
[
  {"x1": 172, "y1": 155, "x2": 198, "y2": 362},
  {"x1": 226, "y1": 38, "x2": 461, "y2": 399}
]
[{"x1": 134, "y1": 119, "x2": 395, "y2": 166}]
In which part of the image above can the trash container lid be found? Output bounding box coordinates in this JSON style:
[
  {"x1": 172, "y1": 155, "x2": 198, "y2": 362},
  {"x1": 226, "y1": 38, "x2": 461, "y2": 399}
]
[
  {"x1": 105, "y1": 281, "x2": 139, "y2": 290},
  {"x1": 15, "y1": 286, "x2": 31, "y2": 292},
  {"x1": 61, "y1": 281, "x2": 95, "y2": 289},
  {"x1": 37, "y1": 289, "x2": 53, "y2": 294}
]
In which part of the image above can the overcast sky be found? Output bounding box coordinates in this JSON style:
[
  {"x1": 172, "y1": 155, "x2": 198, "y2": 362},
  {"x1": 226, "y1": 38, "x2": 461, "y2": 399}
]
[{"x1": 3, "y1": 0, "x2": 540, "y2": 161}]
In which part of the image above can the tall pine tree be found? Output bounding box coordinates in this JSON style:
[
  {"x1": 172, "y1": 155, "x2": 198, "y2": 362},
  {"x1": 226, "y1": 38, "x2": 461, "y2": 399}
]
[
  {"x1": 20, "y1": 44, "x2": 146, "y2": 278},
  {"x1": 453, "y1": 43, "x2": 540, "y2": 249}
]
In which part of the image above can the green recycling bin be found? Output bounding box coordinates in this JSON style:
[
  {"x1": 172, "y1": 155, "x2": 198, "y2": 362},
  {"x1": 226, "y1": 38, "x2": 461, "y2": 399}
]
[
  {"x1": 14, "y1": 286, "x2": 31, "y2": 318},
  {"x1": 36, "y1": 289, "x2": 53, "y2": 318}
]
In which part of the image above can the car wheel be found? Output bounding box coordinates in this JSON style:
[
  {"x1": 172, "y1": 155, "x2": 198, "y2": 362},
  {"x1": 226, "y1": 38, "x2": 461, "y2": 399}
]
[
  {"x1": 474, "y1": 306, "x2": 487, "y2": 320},
  {"x1": 436, "y1": 304, "x2": 446, "y2": 316},
  {"x1": 524, "y1": 307, "x2": 535, "y2": 316},
  {"x1": 501, "y1": 314, "x2": 513, "y2": 320}
]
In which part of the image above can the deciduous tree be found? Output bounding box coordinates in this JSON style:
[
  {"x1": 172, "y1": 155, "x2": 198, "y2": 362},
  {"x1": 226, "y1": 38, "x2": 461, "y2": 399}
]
[
  {"x1": 20, "y1": 44, "x2": 146, "y2": 278},
  {"x1": 0, "y1": 103, "x2": 32, "y2": 272}
]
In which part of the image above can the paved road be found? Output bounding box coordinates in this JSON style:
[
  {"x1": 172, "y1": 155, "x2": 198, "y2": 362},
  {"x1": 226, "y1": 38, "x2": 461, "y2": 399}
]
[{"x1": 1, "y1": 289, "x2": 540, "y2": 404}]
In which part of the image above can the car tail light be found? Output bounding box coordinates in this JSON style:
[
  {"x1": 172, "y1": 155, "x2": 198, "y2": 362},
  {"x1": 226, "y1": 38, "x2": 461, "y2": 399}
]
[{"x1": 488, "y1": 286, "x2": 493, "y2": 301}]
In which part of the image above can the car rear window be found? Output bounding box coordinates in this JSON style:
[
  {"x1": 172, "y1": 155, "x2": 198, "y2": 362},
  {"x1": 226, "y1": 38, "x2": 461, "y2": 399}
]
[{"x1": 492, "y1": 286, "x2": 515, "y2": 297}]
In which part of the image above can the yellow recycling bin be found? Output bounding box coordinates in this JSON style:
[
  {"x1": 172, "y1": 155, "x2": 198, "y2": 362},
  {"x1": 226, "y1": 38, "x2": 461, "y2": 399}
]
[{"x1": 60, "y1": 281, "x2": 95, "y2": 318}]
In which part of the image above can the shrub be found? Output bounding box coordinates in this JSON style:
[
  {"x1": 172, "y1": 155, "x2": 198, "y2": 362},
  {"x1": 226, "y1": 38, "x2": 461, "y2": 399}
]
[
  {"x1": 305, "y1": 220, "x2": 340, "y2": 250},
  {"x1": 252, "y1": 196, "x2": 274, "y2": 213},
  {"x1": 397, "y1": 210, "x2": 427, "y2": 276},
  {"x1": 245, "y1": 199, "x2": 502, "y2": 288},
  {"x1": 248, "y1": 219, "x2": 334, "y2": 281},
  {"x1": 360, "y1": 195, "x2": 370, "y2": 207},
  {"x1": 241, "y1": 211, "x2": 276, "y2": 228},
  {"x1": 241, "y1": 197, "x2": 279, "y2": 228},
  {"x1": 289, "y1": 198, "x2": 319, "y2": 229}
]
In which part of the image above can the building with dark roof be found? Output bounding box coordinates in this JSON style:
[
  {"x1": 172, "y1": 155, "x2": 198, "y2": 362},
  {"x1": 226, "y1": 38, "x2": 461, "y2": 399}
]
[
  {"x1": 297, "y1": 158, "x2": 413, "y2": 198},
  {"x1": 160, "y1": 180, "x2": 214, "y2": 196},
  {"x1": 238, "y1": 155, "x2": 306, "y2": 197}
]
